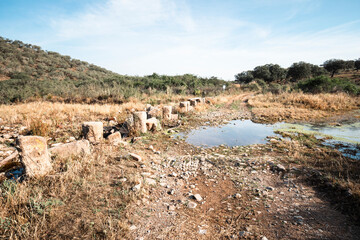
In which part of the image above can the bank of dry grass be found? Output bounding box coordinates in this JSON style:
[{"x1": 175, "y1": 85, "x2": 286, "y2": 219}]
[{"x1": 248, "y1": 92, "x2": 360, "y2": 122}]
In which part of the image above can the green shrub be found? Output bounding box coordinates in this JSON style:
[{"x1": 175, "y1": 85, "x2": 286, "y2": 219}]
[{"x1": 297, "y1": 76, "x2": 359, "y2": 95}]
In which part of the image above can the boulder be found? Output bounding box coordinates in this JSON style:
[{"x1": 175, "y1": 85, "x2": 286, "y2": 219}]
[
  {"x1": 133, "y1": 111, "x2": 147, "y2": 133},
  {"x1": 17, "y1": 136, "x2": 52, "y2": 178},
  {"x1": 146, "y1": 117, "x2": 162, "y2": 131},
  {"x1": 107, "y1": 132, "x2": 123, "y2": 145},
  {"x1": 163, "y1": 106, "x2": 172, "y2": 120},
  {"x1": 82, "y1": 122, "x2": 103, "y2": 143},
  {"x1": 49, "y1": 140, "x2": 91, "y2": 159},
  {"x1": 147, "y1": 106, "x2": 162, "y2": 118}
]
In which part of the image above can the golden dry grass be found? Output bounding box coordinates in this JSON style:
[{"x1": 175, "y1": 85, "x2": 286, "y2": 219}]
[{"x1": 248, "y1": 92, "x2": 360, "y2": 122}]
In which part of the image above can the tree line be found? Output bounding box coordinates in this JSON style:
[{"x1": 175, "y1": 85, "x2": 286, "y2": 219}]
[{"x1": 235, "y1": 59, "x2": 360, "y2": 83}]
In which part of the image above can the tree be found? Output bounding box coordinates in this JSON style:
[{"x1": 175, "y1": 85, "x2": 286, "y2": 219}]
[
  {"x1": 311, "y1": 65, "x2": 327, "y2": 77},
  {"x1": 323, "y1": 59, "x2": 345, "y2": 77},
  {"x1": 287, "y1": 62, "x2": 312, "y2": 81},
  {"x1": 253, "y1": 64, "x2": 286, "y2": 82},
  {"x1": 235, "y1": 71, "x2": 254, "y2": 83},
  {"x1": 354, "y1": 59, "x2": 360, "y2": 71},
  {"x1": 344, "y1": 60, "x2": 355, "y2": 71}
]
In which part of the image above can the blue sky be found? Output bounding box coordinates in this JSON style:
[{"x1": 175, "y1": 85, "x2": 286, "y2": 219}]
[{"x1": 1, "y1": 0, "x2": 359, "y2": 79}]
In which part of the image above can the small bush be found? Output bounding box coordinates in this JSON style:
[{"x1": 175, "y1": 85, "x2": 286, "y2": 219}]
[
  {"x1": 297, "y1": 76, "x2": 359, "y2": 95},
  {"x1": 29, "y1": 119, "x2": 50, "y2": 136}
]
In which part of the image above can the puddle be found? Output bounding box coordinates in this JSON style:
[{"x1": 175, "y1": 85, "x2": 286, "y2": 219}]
[
  {"x1": 177, "y1": 120, "x2": 360, "y2": 159},
  {"x1": 176, "y1": 120, "x2": 281, "y2": 147}
]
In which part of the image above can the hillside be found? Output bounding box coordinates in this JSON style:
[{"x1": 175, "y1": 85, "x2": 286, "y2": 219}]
[
  {"x1": 0, "y1": 37, "x2": 117, "y2": 82},
  {"x1": 0, "y1": 37, "x2": 227, "y2": 104}
]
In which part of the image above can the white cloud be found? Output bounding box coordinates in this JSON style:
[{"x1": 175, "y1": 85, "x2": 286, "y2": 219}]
[{"x1": 48, "y1": 0, "x2": 360, "y2": 80}]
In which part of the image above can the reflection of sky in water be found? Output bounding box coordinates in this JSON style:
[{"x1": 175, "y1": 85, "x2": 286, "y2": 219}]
[
  {"x1": 177, "y1": 120, "x2": 360, "y2": 160},
  {"x1": 178, "y1": 120, "x2": 276, "y2": 147}
]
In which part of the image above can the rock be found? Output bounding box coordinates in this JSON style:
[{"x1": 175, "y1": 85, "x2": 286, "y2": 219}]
[
  {"x1": 147, "y1": 106, "x2": 162, "y2": 118},
  {"x1": 145, "y1": 178, "x2": 156, "y2": 185},
  {"x1": 17, "y1": 136, "x2": 53, "y2": 178},
  {"x1": 107, "y1": 132, "x2": 122, "y2": 145},
  {"x1": 2, "y1": 134, "x2": 12, "y2": 139},
  {"x1": 234, "y1": 193, "x2": 242, "y2": 199},
  {"x1": 68, "y1": 137, "x2": 76, "y2": 142},
  {"x1": 168, "y1": 205, "x2": 176, "y2": 211},
  {"x1": 170, "y1": 114, "x2": 179, "y2": 121},
  {"x1": 133, "y1": 111, "x2": 147, "y2": 133},
  {"x1": 82, "y1": 122, "x2": 103, "y2": 143},
  {"x1": 199, "y1": 229, "x2": 207, "y2": 235},
  {"x1": 0, "y1": 151, "x2": 19, "y2": 171},
  {"x1": 49, "y1": 140, "x2": 91, "y2": 159},
  {"x1": 129, "y1": 225, "x2": 137, "y2": 231},
  {"x1": 129, "y1": 153, "x2": 142, "y2": 162},
  {"x1": 132, "y1": 183, "x2": 141, "y2": 191},
  {"x1": 261, "y1": 237, "x2": 268, "y2": 240},
  {"x1": 276, "y1": 164, "x2": 286, "y2": 172},
  {"x1": 146, "y1": 117, "x2": 161, "y2": 131},
  {"x1": 168, "y1": 189, "x2": 175, "y2": 195},
  {"x1": 163, "y1": 106, "x2": 172, "y2": 120},
  {"x1": 188, "y1": 201, "x2": 197, "y2": 209},
  {"x1": 193, "y1": 194, "x2": 203, "y2": 202}
]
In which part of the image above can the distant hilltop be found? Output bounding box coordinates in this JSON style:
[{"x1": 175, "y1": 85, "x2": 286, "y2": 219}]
[{"x1": 0, "y1": 36, "x2": 117, "y2": 82}]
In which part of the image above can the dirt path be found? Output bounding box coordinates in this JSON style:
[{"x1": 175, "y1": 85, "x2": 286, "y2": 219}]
[{"x1": 125, "y1": 110, "x2": 360, "y2": 240}]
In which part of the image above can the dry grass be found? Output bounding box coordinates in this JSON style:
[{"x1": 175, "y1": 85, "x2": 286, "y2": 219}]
[
  {"x1": 248, "y1": 92, "x2": 360, "y2": 122},
  {"x1": 273, "y1": 133, "x2": 360, "y2": 222},
  {"x1": 0, "y1": 144, "x2": 142, "y2": 239}
]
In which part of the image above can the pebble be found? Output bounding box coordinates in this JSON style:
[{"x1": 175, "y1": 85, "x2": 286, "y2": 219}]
[
  {"x1": 193, "y1": 194, "x2": 203, "y2": 202},
  {"x1": 188, "y1": 201, "x2": 197, "y2": 209}
]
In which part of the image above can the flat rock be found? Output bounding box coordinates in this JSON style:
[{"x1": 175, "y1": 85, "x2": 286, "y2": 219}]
[
  {"x1": 188, "y1": 201, "x2": 197, "y2": 209},
  {"x1": 107, "y1": 132, "x2": 122, "y2": 145},
  {"x1": 49, "y1": 140, "x2": 91, "y2": 159}
]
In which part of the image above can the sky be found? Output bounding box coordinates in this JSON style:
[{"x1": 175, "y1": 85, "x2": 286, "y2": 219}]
[{"x1": 0, "y1": 0, "x2": 359, "y2": 80}]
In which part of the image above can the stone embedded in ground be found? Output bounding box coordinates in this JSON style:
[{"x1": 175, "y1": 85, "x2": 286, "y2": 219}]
[
  {"x1": 234, "y1": 193, "x2": 242, "y2": 199},
  {"x1": 188, "y1": 201, "x2": 197, "y2": 209},
  {"x1": 170, "y1": 114, "x2": 179, "y2": 121},
  {"x1": 163, "y1": 106, "x2": 173, "y2": 120},
  {"x1": 193, "y1": 194, "x2": 203, "y2": 202},
  {"x1": 276, "y1": 164, "x2": 286, "y2": 172},
  {"x1": 17, "y1": 136, "x2": 53, "y2": 178},
  {"x1": 179, "y1": 101, "x2": 190, "y2": 112},
  {"x1": 129, "y1": 153, "x2": 142, "y2": 162},
  {"x1": 168, "y1": 205, "x2": 176, "y2": 211},
  {"x1": 145, "y1": 177, "x2": 157, "y2": 185},
  {"x1": 82, "y1": 122, "x2": 103, "y2": 143},
  {"x1": 133, "y1": 111, "x2": 147, "y2": 133},
  {"x1": 49, "y1": 140, "x2": 91, "y2": 159},
  {"x1": 147, "y1": 106, "x2": 162, "y2": 118},
  {"x1": 146, "y1": 117, "x2": 161, "y2": 131},
  {"x1": 107, "y1": 132, "x2": 122, "y2": 145}
]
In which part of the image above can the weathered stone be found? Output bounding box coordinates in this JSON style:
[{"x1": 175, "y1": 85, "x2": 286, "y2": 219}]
[
  {"x1": 147, "y1": 106, "x2": 162, "y2": 118},
  {"x1": 189, "y1": 99, "x2": 197, "y2": 106},
  {"x1": 133, "y1": 111, "x2": 147, "y2": 133},
  {"x1": 163, "y1": 106, "x2": 172, "y2": 120},
  {"x1": 179, "y1": 102, "x2": 189, "y2": 112},
  {"x1": 49, "y1": 140, "x2": 90, "y2": 159},
  {"x1": 129, "y1": 153, "x2": 142, "y2": 162},
  {"x1": 188, "y1": 201, "x2": 197, "y2": 209},
  {"x1": 107, "y1": 132, "x2": 122, "y2": 145},
  {"x1": 0, "y1": 151, "x2": 19, "y2": 171},
  {"x1": 146, "y1": 117, "x2": 162, "y2": 131},
  {"x1": 145, "y1": 178, "x2": 157, "y2": 185},
  {"x1": 170, "y1": 114, "x2": 179, "y2": 121},
  {"x1": 17, "y1": 136, "x2": 52, "y2": 178},
  {"x1": 193, "y1": 193, "x2": 203, "y2": 202},
  {"x1": 168, "y1": 205, "x2": 176, "y2": 211},
  {"x1": 82, "y1": 122, "x2": 103, "y2": 143}
]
